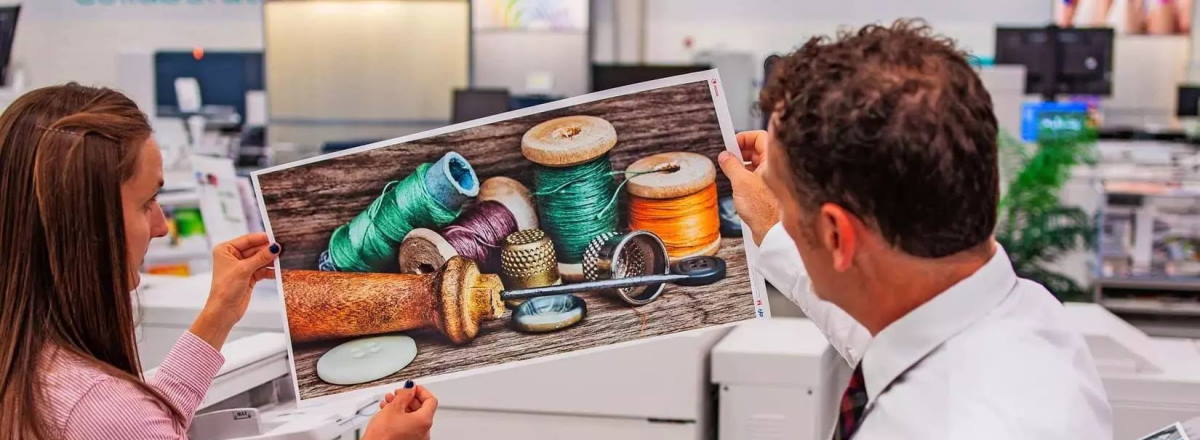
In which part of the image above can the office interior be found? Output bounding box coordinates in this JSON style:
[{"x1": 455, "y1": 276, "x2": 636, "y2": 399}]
[{"x1": 4, "y1": 0, "x2": 1200, "y2": 439}]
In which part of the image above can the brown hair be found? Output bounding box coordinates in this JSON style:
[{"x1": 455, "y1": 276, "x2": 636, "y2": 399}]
[
  {"x1": 761, "y1": 19, "x2": 999, "y2": 258},
  {"x1": 0, "y1": 83, "x2": 184, "y2": 438}
]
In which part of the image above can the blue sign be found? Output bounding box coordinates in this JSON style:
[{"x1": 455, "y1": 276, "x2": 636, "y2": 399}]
[{"x1": 1020, "y1": 101, "x2": 1090, "y2": 142}]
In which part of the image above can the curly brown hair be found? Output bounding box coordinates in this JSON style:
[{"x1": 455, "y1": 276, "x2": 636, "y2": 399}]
[{"x1": 761, "y1": 19, "x2": 998, "y2": 258}]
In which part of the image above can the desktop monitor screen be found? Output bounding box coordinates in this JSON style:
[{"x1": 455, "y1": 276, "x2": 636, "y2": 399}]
[
  {"x1": 452, "y1": 88, "x2": 510, "y2": 123},
  {"x1": 1056, "y1": 28, "x2": 1113, "y2": 96},
  {"x1": 1178, "y1": 86, "x2": 1200, "y2": 117},
  {"x1": 761, "y1": 55, "x2": 782, "y2": 129},
  {"x1": 995, "y1": 27, "x2": 1113, "y2": 98},
  {"x1": 154, "y1": 51, "x2": 264, "y2": 122},
  {"x1": 590, "y1": 64, "x2": 711, "y2": 92},
  {"x1": 0, "y1": 6, "x2": 19, "y2": 87}
]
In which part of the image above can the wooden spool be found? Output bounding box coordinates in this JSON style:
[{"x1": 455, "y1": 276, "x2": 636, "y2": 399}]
[
  {"x1": 521, "y1": 115, "x2": 619, "y2": 281},
  {"x1": 423, "y1": 151, "x2": 480, "y2": 209},
  {"x1": 282, "y1": 256, "x2": 504, "y2": 345},
  {"x1": 625, "y1": 151, "x2": 722, "y2": 259},
  {"x1": 397, "y1": 177, "x2": 537, "y2": 276},
  {"x1": 521, "y1": 115, "x2": 617, "y2": 167},
  {"x1": 324, "y1": 151, "x2": 478, "y2": 273},
  {"x1": 397, "y1": 227, "x2": 457, "y2": 275},
  {"x1": 478, "y1": 176, "x2": 538, "y2": 230}
]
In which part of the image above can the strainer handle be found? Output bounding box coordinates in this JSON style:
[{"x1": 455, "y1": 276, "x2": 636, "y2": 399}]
[
  {"x1": 501, "y1": 256, "x2": 727, "y2": 300},
  {"x1": 500, "y1": 274, "x2": 684, "y2": 300}
]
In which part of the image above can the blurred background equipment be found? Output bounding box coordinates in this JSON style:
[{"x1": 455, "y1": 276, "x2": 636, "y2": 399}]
[
  {"x1": 7, "y1": 0, "x2": 1200, "y2": 438},
  {"x1": 155, "y1": 51, "x2": 264, "y2": 125}
]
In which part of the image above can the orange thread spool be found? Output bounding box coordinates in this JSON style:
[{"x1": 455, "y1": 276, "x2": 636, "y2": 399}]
[
  {"x1": 629, "y1": 183, "x2": 720, "y2": 257},
  {"x1": 624, "y1": 152, "x2": 722, "y2": 259}
]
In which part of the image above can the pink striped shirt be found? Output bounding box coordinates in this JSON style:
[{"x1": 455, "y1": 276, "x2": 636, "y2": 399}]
[{"x1": 39, "y1": 331, "x2": 225, "y2": 439}]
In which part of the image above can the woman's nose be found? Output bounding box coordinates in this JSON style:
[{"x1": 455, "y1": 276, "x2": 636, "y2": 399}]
[{"x1": 151, "y1": 205, "x2": 169, "y2": 238}]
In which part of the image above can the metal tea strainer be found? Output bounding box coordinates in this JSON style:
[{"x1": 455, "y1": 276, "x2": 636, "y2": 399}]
[
  {"x1": 581, "y1": 230, "x2": 669, "y2": 305},
  {"x1": 499, "y1": 230, "x2": 726, "y2": 306}
]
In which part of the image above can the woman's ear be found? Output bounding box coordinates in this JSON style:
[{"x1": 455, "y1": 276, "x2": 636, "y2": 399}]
[{"x1": 818, "y1": 203, "x2": 858, "y2": 272}]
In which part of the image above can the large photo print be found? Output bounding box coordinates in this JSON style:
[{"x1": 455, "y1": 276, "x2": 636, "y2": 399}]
[{"x1": 253, "y1": 71, "x2": 767, "y2": 401}]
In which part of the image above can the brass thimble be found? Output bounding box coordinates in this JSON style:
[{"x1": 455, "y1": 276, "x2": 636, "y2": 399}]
[{"x1": 501, "y1": 229, "x2": 561, "y2": 306}]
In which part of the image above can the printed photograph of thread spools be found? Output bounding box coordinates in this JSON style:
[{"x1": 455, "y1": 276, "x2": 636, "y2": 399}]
[{"x1": 252, "y1": 71, "x2": 768, "y2": 401}]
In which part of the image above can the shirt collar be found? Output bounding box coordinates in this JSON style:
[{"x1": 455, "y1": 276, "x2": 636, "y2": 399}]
[{"x1": 860, "y1": 244, "x2": 1019, "y2": 403}]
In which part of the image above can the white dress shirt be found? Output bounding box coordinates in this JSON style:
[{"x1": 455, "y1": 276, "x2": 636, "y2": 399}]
[{"x1": 756, "y1": 223, "x2": 1113, "y2": 439}]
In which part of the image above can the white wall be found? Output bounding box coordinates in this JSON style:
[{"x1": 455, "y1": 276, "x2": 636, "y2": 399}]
[
  {"x1": 11, "y1": 0, "x2": 1054, "y2": 102},
  {"x1": 265, "y1": 1, "x2": 467, "y2": 122},
  {"x1": 589, "y1": 0, "x2": 1054, "y2": 131},
  {"x1": 474, "y1": 31, "x2": 589, "y2": 96},
  {"x1": 471, "y1": 0, "x2": 589, "y2": 97},
  {"x1": 263, "y1": 0, "x2": 469, "y2": 160},
  {"x1": 594, "y1": 0, "x2": 1054, "y2": 64},
  {"x1": 11, "y1": 1, "x2": 262, "y2": 99}
]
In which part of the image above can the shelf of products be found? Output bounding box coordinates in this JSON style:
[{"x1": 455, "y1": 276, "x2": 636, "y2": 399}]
[{"x1": 1093, "y1": 140, "x2": 1200, "y2": 337}]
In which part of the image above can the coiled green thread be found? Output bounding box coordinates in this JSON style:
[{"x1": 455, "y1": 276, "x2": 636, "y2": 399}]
[
  {"x1": 328, "y1": 163, "x2": 461, "y2": 272},
  {"x1": 533, "y1": 156, "x2": 620, "y2": 264}
]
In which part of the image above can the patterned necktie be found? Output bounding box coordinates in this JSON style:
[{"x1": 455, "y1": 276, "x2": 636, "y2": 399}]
[{"x1": 832, "y1": 362, "x2": 868, "y2": 440}]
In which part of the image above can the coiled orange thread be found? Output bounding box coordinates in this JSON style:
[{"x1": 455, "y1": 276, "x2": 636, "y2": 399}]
[{"x1": 628, "y1": 183, "x2": 720, "y2": 257}]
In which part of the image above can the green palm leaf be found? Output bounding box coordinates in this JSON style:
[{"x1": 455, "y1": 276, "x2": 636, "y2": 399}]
[{"x1": 996, "y1": 129, "x2": 1096, "y2": 300}]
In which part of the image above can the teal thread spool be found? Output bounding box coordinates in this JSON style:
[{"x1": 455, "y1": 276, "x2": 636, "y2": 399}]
[
  {"x1": 534, "y1": 158, "x2": 619, "y2": 262},
  {"x1": 521, "y1": 115, "x2": 619, "y2": 281},
  {"x1": 322, "y1": 152, "x2": 479, "y2": 272}
]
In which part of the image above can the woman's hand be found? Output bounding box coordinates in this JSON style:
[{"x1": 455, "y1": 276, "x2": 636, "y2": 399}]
[
  {"x1": 189, "y1": 233, "x2": 279, "y2": 350},
  {"x1": 362, "y1": 382, "x2": 438, "y2": 440}
]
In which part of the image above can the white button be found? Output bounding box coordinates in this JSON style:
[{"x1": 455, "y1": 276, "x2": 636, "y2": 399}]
[{"x1": 317, "y1": 335, "x2": 419, "y2": 385}]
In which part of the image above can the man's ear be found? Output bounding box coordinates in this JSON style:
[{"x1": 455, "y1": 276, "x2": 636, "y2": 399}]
[{"x1": 818, "y1": 203, "x2": 858, "y2": 272}]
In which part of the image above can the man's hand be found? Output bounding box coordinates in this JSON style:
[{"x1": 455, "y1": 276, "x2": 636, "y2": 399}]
[{"x1": 718, "y1": 130, "x2": 781, "y2": 246}]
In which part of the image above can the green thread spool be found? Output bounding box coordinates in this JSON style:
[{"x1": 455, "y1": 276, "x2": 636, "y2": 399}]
[
  {"x1": 326, "y1": 152, "x2": 479, "y2": 272},
  {"x1": 521, "y1": 115, "x2": 620, "y2": 281},
  {"x1": 533, "y1": 157, "x2": 619, "y2": 264}
]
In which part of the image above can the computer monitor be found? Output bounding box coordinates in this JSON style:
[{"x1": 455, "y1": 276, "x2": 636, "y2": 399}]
[
  {"x1": 510, "y1": 94, "x2": 560, "y2": 110},
  {"x1": 994, "y1": 26, "x2": 1113, "y2": 100},
  {"x1": 590, "y1": 64, "x2": 711, "y2": 92},
  {"x1": 0, "y1": 6, "x2": 19, "y2": 87},
  {"x1": 1178, "y1": 86, "x2": 1200, "y2": 117},
  {"x1": 761, "y1": 55, "x2": 782, "y2": 129},
  {"x1": 154, "y1": 51, "x2": 264, "y2": 123},
  {"x1": 452, "y1": 88, "x2": 511, "y2": 123}
]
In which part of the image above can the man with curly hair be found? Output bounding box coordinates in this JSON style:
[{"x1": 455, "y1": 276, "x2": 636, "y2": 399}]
[{"x1": 718, "y1": 20, "x2": 1112, "y2": 439}]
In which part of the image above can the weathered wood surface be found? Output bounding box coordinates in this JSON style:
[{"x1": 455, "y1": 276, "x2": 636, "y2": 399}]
[
  {"x1": 255, "y1": 80, "x2": 754, "y2": 400},
  {"x1": 257, "y1": 80, "x2": 731, "y2": 269},
  {"x1": 293, "y1": 237, "x2": 753, "y2": 400}
]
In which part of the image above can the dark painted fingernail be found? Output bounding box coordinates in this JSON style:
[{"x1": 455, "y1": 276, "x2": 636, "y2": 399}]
[
  {"x1": 404, "y1": 380, "x2": 414, "y2": 389},
  {"x1": 270, "y1": 243, "x2": 280, "y2": 254}
]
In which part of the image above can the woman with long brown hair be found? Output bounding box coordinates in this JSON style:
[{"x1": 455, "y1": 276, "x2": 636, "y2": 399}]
[{"x1": 0, "y1": 83, "x2": 436, "y2": 439}]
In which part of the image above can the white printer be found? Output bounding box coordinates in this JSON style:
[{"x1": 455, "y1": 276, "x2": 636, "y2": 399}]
[{"x1": 710, "y1": 305, "x2": 1200, "y2": 440}]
